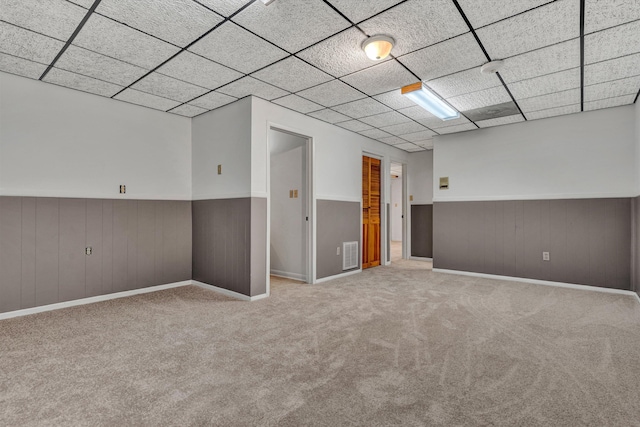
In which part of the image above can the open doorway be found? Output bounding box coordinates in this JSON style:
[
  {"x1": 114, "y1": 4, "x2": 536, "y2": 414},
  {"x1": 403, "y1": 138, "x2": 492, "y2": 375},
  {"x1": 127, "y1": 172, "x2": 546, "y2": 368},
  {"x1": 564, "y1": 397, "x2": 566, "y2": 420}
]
[{"x1": 390, "y1": 162, "x2": 404, "y2": 263}]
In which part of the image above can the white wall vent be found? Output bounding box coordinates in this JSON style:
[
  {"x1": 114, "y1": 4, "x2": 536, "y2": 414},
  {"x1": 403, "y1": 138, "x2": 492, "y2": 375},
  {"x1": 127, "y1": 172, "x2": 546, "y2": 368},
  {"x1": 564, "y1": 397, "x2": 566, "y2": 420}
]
[{"x1": 343, "y1": 241, "x2": 359, "y2": 270}]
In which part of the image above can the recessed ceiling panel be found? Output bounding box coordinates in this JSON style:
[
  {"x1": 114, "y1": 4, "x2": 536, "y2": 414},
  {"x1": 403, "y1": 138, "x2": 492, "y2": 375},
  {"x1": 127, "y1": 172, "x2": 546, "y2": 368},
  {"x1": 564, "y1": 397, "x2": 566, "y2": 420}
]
[
  {"x1": 583, "y1": 95, "x2": 635, "y2": 111},
  {"x1": 297, "y1": 27, "x2": 390, "y2": 77},
  {"x1": 296, "y1": 79, "x2": 366, "y2": 107},
  {"x1": 189, "y1": 21, "x2": 288, "y2": 74},
  {"x1": 359, "y1": 111, "x2": 411, "y2": 127},
  {"x1": 476, "y1": 114, "x2": 524, "y2": 128},
  {"x1": 398, "y1": 33, "x2": 488, "y2": 82},
  {"x1": 508, "y1": 68, "x2": 581, "y2": 99},
  {"x1": 584, "y1": 20, "x2": 640, "y2": 64},
  {"x1": 189, "y1": 91, "x2": 237, "y2": 110},
  {"x1": 436, "y1": 123, "x2": 478, "y2": 134},
  {"x1": 584, "y1": 0, "x2": 640, "y2": 34},
  {"x1": 232, "y1": 0, "x2": 350, "y2": 53},
  {"x1": 56, "y1": 45, "x2": 148, "y2": 87},
  {"x1": 393, "y1": 142, "x2": 421, "y2": 151},
  {"x1": 0, "y1": 22, "x2": 65, "y2": 64},
  {"x1": 458, "y1": 0, "x2": 554, "y2": 28},
  {"x1": 379, "y1": 136, "x2": 408, "y2": 145},
  {"x1": 1, "y1": 0, "x2": 87, "y2": 41},
  {"x1": 341, "y1": 60, "x2": 417, "y2": 96},
  {"x1": 373, "y1": 89, "x2": 416, "y2": 110},
  {"x1": 584, "y1": 76, "x2": 640, "y2": 101},
  {"x1": 380, "y1": 121, "x2": 428, "y2": 136},
  {"x1": 359, "y1": 128, "x2": 393, "y2": 139},
  {"x1": 44, "y1": 67, "x2": 123, "y2": 97},
  {"x1": 307, "y1": 108, "x2": 351, "y2": 124},
  {"x1": 0, "y1": 53, "x2": 47, "y2": 79},
  {"x1": 476, "y1": 0, "x2": 580, "y2": 59},
  {"x1": 447, "y1": 86, "x2": 511, "y2": 111},
  {"x1": 252, "y1": 56, "x2": 332, "y2": 92},
  {"x1": 414, "y1": 139, "x2": 434, "y2": 149},
  {"x1": 217, "y1": 76, "x2": 289, "y2": 100},
  {"x1": 73, "y1": 14, "x2": 180, "y2": 69},
  {"x1": 273, "y1": 94, "x2": 324, "y2": 113},
  {"x1": 336, "y1": 120, "x2": 374, "y2": 132},
  {"x1": 463, "y1": 101, "x2": 520, "y2": 121},
  {"x1": 331, "y1": 97, "x2": 392, "y2": 118},
  {"x1": 499, "y1": 39, "x2": 580, "y2": 83},
  {"x1": 525, "y1": 104, "x2": 580, "y2": 120},
  {"x1": 398, "y1": 129, "x2": 437, "y2": 142},
  {"x1": 517, "y1": 88, "x2": 581, "y2": 112},
  {"x1": 397, "y1": 105, "x2": 438, "y2": 121},
  {"x1": 326, "y1": 0, "x2": 404, "y2": 23},
  {"x1": 169, "y1": 104, "x2": 208, "y2": 117},
  {"x1": 584, "y1": 53, "x2": 640, "y2": 85},
  {"x1": 358, "y1": 0, "x2": 468, "y2": 56},
  {"x1": 96, "y1": 0, "x2": 223, "y2": 47},
  {"x1": 132, "y1": 72, "x2": 209, "y2": 102},
  {"x1": 195, "y1": 0, "x2": 250, "y2": 17},
  {"x1": 115, "y1": 88, "x2": 182, "y2": 111},
  {"x1": 426, "y1": 68, "x2": 502, "y2": 99},
  {"x1": 157, "y1": 51, "x2": 242, "y2": 90}
]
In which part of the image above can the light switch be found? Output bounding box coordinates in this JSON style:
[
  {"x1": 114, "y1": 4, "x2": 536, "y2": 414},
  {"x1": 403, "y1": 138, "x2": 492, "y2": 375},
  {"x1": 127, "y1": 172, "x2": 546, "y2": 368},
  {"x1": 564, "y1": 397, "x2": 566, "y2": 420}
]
[
  {"x1": 409, "y1": 195, "x2": 413, "y2": 201},
  {"x1": 293, "y1": 189, "x2": 298, "y2": 198},
  {"x1": 217, "y1": 165, "x2": 222, "y2": 175},
  {"x1": 289, "y1": 190, "x2": 293, "y2": 198}
]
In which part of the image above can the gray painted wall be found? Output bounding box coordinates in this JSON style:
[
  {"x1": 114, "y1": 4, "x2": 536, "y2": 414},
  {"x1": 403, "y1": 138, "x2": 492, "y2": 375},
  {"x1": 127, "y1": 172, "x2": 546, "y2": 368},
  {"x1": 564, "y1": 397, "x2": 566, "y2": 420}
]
[
  {"x1": 434, "y1": 199, "x2": 631, "y2": 290},
  {"x1": 317, "y1": 199, "x2": 360, "y2": 279},
  {"x1": 0, "y1": 196, "x2": 192, "y2": 314},
  {"x1": 411, "y1": 205, "x2": 433, "y2": 258},
  {"x1": 632, "y1": 196, "x2": 640, "y2": 296}
]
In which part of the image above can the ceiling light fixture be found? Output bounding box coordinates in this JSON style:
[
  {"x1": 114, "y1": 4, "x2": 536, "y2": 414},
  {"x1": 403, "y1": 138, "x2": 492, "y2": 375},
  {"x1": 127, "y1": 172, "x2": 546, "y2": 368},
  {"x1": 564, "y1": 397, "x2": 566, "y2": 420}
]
[
  {"x1": 401, "y1": 82, "x2": 460, "y2": 121},
  {"x1": 480, "y1": 60, "x2": 504, "y2": 74},
  {"x1": 362, "y1": 35, "x2": 395, "y2": 61},
  {"x1": 260, "y1": 0, "x2": 276, "y2": 5}
]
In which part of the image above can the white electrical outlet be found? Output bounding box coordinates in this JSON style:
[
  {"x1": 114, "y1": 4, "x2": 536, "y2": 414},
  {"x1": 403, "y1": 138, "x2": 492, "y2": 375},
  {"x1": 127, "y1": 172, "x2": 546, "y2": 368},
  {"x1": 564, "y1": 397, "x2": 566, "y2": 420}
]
[
  {"x1": 337, "y1": 246, "x2": 340, "y2": 256},
  {"x1": 542, "y1": 251, "x2": 550, "y2": 261}
]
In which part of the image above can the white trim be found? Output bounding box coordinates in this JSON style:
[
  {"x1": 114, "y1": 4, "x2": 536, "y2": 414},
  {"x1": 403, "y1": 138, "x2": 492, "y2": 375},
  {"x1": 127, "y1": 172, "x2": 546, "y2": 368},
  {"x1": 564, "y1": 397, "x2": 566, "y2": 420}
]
[
  {"x1": 433, "y1": 192, "x2": 636, "y2": 202},
  {"x1": 0, "y1": 281, "x2": 191, "y2": 320},
  {"x1": 633, "y1": 292, "x2": 640, "y2": 304},
  {"x1": 251, "y1": 191, "x2": 268, "y2": 198},
  {"x1": 191, "y1": 280, "x2": 268, "y2": 301},
  {"x1": 410, "y1": 256, "x2": 432, "y2": 261},
  {"x1": 270, "y1": 270, "x2": 306, "y2": 282},
  {"x1": 316, "y1": 195, "x2": 362, "y2": 203},
  {"x1": 192, "y1": 192, "x2": 253, "y2": 200},
  {"x1": 433, "y1": 269, "x2": 640, "y2": 301},
  {"x1": 314, "y1": 269, "x2": 361, "y2": 284},
  {"x1": 0, "y1": 189, "x2": 191, "y2": 200}
]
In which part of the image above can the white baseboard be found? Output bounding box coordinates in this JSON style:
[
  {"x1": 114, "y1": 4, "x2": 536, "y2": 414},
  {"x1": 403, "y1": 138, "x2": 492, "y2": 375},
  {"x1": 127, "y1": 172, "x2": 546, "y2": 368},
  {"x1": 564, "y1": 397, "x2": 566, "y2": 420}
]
[
  {"x1": 191, "y1": 280, "x2": 268, "y2": 301},
  {"x1": 409, "y1": 256, "x2": 433, "y2": 261},
  {"x1": 433, "y1": 268, "x2": 640, "y2": 302},
  {"x1": 0, "y1": 281, "x2": 191, "y2": 321},
  {"x1": 314, "y1": 269, "x2": 361, "y2": 284},
  {"x1": 270, "y1": 270, "x2": 306, "y2": 282}
]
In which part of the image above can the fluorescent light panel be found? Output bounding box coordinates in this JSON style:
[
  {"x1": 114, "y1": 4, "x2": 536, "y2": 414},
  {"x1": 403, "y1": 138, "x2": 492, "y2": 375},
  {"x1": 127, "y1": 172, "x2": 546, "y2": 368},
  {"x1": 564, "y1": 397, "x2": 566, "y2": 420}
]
[{"x1": 401, "y1": 82, "x2": 460, "y2": 120}]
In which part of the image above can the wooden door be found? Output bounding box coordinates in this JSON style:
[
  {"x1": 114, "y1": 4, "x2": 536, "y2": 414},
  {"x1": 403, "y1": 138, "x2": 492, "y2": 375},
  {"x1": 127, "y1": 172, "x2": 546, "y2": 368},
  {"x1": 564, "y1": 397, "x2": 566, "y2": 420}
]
[{"x1": 362, "y1": 156, "x2": 381, "y2": 268}]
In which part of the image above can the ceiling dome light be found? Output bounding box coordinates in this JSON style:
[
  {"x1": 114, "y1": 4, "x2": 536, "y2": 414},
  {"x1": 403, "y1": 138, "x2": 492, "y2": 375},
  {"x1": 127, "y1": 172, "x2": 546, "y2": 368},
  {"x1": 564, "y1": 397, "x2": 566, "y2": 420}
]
[
  {"x1": 362, "y1": 35, "x2": 395, "y2": 61},
  {"x1": 480, "y1": 60, "x2": 504, "y2": 74}
]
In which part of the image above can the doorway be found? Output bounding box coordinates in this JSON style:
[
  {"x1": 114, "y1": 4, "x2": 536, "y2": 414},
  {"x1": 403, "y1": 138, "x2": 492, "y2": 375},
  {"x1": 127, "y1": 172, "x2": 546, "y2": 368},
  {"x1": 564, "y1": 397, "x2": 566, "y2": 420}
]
[
  {"x1": 362, "y1": 155, "x2": 381, "y2": 269},
  {"x1": 390, "y1": 162, "x2": 404, "y2": 263}
]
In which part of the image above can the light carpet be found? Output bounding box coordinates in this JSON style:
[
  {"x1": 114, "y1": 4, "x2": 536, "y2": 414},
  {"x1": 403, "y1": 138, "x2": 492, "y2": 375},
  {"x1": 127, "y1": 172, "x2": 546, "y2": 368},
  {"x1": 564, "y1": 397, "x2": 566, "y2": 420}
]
[{"x1": 1, "y1": 261, "x2": 640, "y2": 426}]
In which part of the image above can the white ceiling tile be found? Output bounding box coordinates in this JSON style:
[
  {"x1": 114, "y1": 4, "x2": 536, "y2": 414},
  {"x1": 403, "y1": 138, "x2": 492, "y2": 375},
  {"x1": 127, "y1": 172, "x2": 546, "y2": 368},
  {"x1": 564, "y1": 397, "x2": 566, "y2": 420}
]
[
  {"x1": 414, "y1": 139, "x2": 434, "y2": 149},
  {"x1": 273, "y1": 94, "x2": 324, "y2": 113},
  {"x1": 476, "y1": 0, "x2": 580, "y2": 59},
  {"x1": 44, "y1": 67, "x2": 122, "y2": 97},
  {"x1": 359, "y1": 111, "x2": 411, "y2": 127},
  {"x1": 509, "y1": 68, "x2": 581, "y2": 99},
  {"x1": 398, "y1": 33, "x2": 488, "y2": 81},
  {"x1": 217, "y1": 76, "x2": 289, "y2": 100},
  {"x1": 447, "y1": 86, "x2": 511, "y2": 111},
  {"x1": 584, "y1": 20, "x2": 640, "y2": 64},
  {"x1": 1, "y1": 0, "x2": 86, "y2": 41},
  {"x1": 393, "y1": 142, "x2": 420, "y2": 151},
  {"x1": 132, "y1": 72, "x2": 209, "y2": 102},
  {"x1": 457, "y1": 0, "x2": 554, "y2": 28},
  {"x1": 397, "y1": 105, "x2": 438, "y2": 121},
  {"x1": 332, "y1": 97, "x2": 392, "y2": 118},
  {"x1": 67, "y1": 0, "x2": 94, "y2": 8},
  {"x1": 585, "y1": 53, "x2": 640, "y2": 85},
  {"x1": 56, "y1": 45, "x2": 148, "y2": 87},
  {"x1": 427, "y1": 115, "x2": 471, "y2": 129},
  {"x1": 476, "y1": 114, "x2": 524, "y2": 128},
  {"x1": 327, "y1": 0, "x2": 404, "y2": 23},
  {"x1": 195, "y1": 0, "x2": 249, "y2": 17},
  {"x1": 359, "y1": 128, "x2": 393, "y2": 139},
  {"x1": 232, "y1": 0, "x2": 350, "y2": 53},
  {"x1": 499, "y1": 39, "x2": 581, "y2": 83},
  {"x1": 73, "y1": 14, "x2": 180, "y2": 69},
  {"x1": 0, "y1": 22, "x2": 65, "y2": 64},
  {"x1": 96, "y1": 0, "x2": 223, "y2": 47},
  {"x1": 189, "y1": 21, "x2": 288, "y2": 74},
  {"x1": 525, "y1": 104, "x2": 580, "y2": 120},
  {"x1": 584, "y1": 94, "x2": 636, "y2": 111},
  {"x1": 340, "y1": 60, "x2": 417, "y2": 96},
  {"x1": 379, "y1": 136, "x2": 408, "y2": 145},
  {"x1": 358, "y1": 0, "x2": 468, "y2": 56},
  {"x1": 426, "y1": 69, "x2": 503, "y2": 99},
  {"x1": 405, "y1": 146, "x2": 426, "y2": 152},
  {"x1": 436, "y1": 123, "x2": 478, "y2": 134},
  {"x1": 380, "y1": 121, "x2": 428, "y2": 136},
  {"x1": 584, "y1": 76, "x2": 640, "y2": 101},
  {"x1": 336, "y1": 120, "x2": 374, "y2": 132},
  {"x1": 0, "y1": 52, "x2": 47, "y2": 79},
  {"x1": 401, "y1": 130, "x2": 437, "y2": 142},
  {"x1": 296, "y1": 79, "x2": 366, "y2": 107},
  {"x1": 297, "y1": 27, "x2": 391, "y2": 77},
  {"x1": 115, "y1": 88, "x2": 182, "y2": 111},
  {"x1": 518, "y1": 88, "x2": 581, "y2": 112},
  {"x1": 189, "y1": 91, "x2": 237, "y2": 109},
  {"x1": 157, "y1": 51, "x2": 242, "y2": 90},
  {"x1": 373, "y1": 89, "x2": 416, "y2": 109},
  {"x1": 307, "y1": 108, "x2": 351, "y2": 124},
  {"x1": 585, "y1": 0, "x2": 640, "y2": 34},
  {"x1": 252, "y1": 56, "x2": 332, "y2": 92},
  {"x1": 170, "y1": 103, "x2": 208, "y2": 117}
]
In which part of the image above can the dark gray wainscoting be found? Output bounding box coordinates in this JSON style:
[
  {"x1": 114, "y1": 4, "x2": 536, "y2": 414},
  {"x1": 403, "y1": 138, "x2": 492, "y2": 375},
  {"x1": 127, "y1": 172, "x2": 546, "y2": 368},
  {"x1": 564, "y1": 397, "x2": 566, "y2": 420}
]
[
  {"x1": 192, "y1": 198, "x2": 266, "y2": 297},
  {"x1": 0, "y1": 197, "x2": 192, "y2": 314},
  {"x1": 411, "y1": 204, "x2": 433, "y2": 258},
  {"x1": 434, "y1": 199, "x2": 631, "y2": 290},
  {"x1": 317, "y1": 199, "x2": 360, "y2": 280}
]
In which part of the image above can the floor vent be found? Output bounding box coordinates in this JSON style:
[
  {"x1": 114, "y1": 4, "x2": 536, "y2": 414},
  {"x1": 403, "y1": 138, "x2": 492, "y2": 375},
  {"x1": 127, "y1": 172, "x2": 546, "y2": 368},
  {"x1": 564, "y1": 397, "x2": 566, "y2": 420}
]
[{"x1": 343, "y1": 241, "x2": 359, "y2": 270}]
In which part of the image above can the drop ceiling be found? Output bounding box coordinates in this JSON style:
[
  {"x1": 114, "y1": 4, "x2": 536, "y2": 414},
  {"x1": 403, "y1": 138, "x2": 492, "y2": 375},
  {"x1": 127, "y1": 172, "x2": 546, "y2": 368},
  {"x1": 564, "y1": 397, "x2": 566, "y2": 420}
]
[{"x1": 1, "y1": 0, "x2": 638, "y2": 152}]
